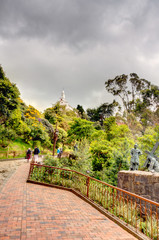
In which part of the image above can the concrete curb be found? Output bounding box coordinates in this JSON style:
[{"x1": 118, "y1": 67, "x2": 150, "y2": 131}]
[
  {"x1": 0, "y1": 157, "x2": 25, "y2": 162},
  {"x1": 0, "y1": 155, "x2": 44, "y2": 162}
]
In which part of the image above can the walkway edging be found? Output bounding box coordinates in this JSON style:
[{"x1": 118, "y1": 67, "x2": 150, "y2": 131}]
[{"x1": 27, "y1": 179, "x2": 149, "y2": 240}]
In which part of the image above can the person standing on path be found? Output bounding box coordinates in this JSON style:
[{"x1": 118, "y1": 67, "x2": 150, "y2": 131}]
[
  {"x1": 26, "y1": 148, "x2": 32, "y2": 163},
  {"x1": 33, "y1": 146, "x2": 40, "y2": 163},
  {"x1": 57, "y1": 148, "x2": 60, "y2": 158}
]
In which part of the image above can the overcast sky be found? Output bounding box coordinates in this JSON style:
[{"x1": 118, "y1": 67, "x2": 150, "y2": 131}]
[{"x1": 0, "y1": 0, "x2": 159, "y2": 112}]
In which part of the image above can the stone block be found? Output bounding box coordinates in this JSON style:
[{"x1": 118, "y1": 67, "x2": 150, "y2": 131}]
[{"x1": 118, "y1": 170, "x2": 159, "y2": 204}]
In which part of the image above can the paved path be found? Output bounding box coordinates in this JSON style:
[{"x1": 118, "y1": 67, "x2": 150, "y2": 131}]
[
  {"x1": 0, "y1": 159, "x2": 26, "y2": 191},
  {"x1": 0, "y1": 163, "x2": 138, "y2": 240}
]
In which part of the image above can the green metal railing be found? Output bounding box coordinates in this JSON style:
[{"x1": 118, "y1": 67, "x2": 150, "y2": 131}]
[{"x1": 28, "y1": 163, "x2": 159, "y2": 239}]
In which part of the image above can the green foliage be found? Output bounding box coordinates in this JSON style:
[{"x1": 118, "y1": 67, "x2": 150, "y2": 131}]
[
  {"x1": 29, "y1": 122, "x2": 51, "y2": 147},
  {"x1": 90, "y1": 122, "x2": 133, "y2": 184},
  {"x1": 86, "y1": 107, "x2": 99, "y2": 122},
  {"x1": 103, "y1": 116, "x2": 116, "y2": 138},
  {"x1": 105, "y1": 73, "x2": 150, "y2": 113},
  {"x1": 102, "y1": 146, "x2": 130, "y2": 185},
  {"x1": 0, "y1": 65, "x2": 5, "y2": 79},
  {"x1": 67, "y1": 118, "x2": 95, "y2": 142},
  {"x1": 44, "y1": 103, "x2": 65, "y2": 123},
  {"x1": 93, "y1": 121, "x2": 102, "y2": 130},
  {"x1": 0, "y1": 68, "x2": 20, "y2": 123},
  {"x1": 16, "y1": 120, "x2": 31, "y2": 137},
  {"x1": 55, "y1": 126, "x2": 68, "y2": 149},
  {"x1": 44, "y1": 139, "x2": 92, "y2": 175},
  {"x1": 90, "y1": 140, "x2": 112, "y2": 171},
  {"x1": 141, "y1": 84, "x2": 159, "y2": 111},
  {"x1": 44, "y1": 107, "x2": 56, "y2": 124},
  {"x1": 9, "y1": 138, "x2": 31, "y2": 151},
  {"x1": 76, "y1": 104, "x2": 85, "y2": 118},
  {"x1": 0, "y1": 125, "x2": 17, "y2": 147},
  {"x1": 44, "y1": 155, "x2": 61, "y2": 167},
  {"x1": 41, "y1": 118, "x2": 54, "y2": 139},
  {"x1": 126, "y1": 113, "x2": 143, "y2": 137},
  {"x1": 135, "y1": 97, "x2": 158, "y2": 129},
  {"x1": 65, "y1": 110, "x2": 77, "y2": 118},
  {"x1": 1, "y1": 66, "x2": 159, "y2": 189},
  {"x1": 91, "y1": 130, "x2": 106, "y2": 141},
  {"x1": 138, "y1": 125, "x2": 159, "y2": 166},
  {"x1": 44, "y1": 103, "x2": 77, "y2": 131},
  {"x1": 8, "y1": 108, "x2": 22, "y2": 127},
  {"x1": 71, "y1": 140, "x2": 92, "y2": 173},
  {"x1": 90, "y1": 139, "x2": 131, "y2": 184},
  {"x1": 24, "y1": 105, "x2": 42, "y2": 120},
  {"x1": 103, "y1": 116, "x2": 132, "y2": 141},
  {"x1": 105, "y1": 73, "x2": 159, "y2": 130},
  {"x1": 87, "y1": 100, "x2": 118, "y2": 125},
  {"x1": 109, "y1": 124, "x2": 131, "y2": 140}
]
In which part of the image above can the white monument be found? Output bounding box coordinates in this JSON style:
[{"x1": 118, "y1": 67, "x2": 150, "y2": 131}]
[{"x1": 58, "y1": 90, "x2": 74, "y2": 111}]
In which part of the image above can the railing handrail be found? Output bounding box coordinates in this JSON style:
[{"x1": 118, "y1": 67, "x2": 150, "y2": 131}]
[{"x1": 30, "y1": 163, "x2": 159, "y2": 207}]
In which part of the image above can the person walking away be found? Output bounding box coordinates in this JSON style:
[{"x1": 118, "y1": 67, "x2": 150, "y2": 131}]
[
  {"x1": 26, "y1": 148, "x2": 31, "y2": 163},
  {"x1": 33, "y1": 146, "x2": 40, "y2": 163},
  {"x1": 57, "y1": 148, "x2": 60, "y2": 158}
]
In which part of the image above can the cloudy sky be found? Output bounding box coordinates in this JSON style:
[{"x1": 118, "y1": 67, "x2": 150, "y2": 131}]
[{"x1": 0, "y1": 0, "x2": 159, "y2": 112}]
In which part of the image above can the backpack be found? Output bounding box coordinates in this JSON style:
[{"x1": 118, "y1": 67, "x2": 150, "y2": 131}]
[{"x1": 34, "y1": 148, "x2": 40, "y2": 154}]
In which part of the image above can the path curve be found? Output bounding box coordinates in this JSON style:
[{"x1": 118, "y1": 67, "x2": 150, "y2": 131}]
[{"x1": 0, "y1": 163, "x2": 138, "y2": 240}]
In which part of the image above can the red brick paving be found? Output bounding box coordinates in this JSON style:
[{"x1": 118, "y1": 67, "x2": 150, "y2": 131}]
[{"x1": 0, "y1": 163, "x2": 138, "y2": 240}]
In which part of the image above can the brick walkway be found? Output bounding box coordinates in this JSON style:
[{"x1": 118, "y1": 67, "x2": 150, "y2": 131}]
[{"x1": 0, "y1": 163, "x2": 138, "y2": 240}]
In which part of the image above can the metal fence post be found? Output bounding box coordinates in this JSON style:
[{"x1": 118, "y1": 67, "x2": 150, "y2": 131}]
[{"x1": 87, "y1": 177, "x2": 90, "y2": 198}]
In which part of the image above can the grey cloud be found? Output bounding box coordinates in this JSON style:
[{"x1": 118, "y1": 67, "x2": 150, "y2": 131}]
[
  {"x1": 1, "y1": 0, "x2": 157, "y2": 50},
  {"x1": 0, "y1": 0, "x2": 108, "y2": 46},
  {"x1": 0, "y1": 0, "x2": 159, "y2": 112}
]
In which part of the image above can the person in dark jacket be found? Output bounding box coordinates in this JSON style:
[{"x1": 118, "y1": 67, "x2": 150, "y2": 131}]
[
  {"x1": 26, "y1": 148, "x2": 32, "y2": 162},
  {"x1": 33, "y1": 146, "x2": 40, "y2": 163}
]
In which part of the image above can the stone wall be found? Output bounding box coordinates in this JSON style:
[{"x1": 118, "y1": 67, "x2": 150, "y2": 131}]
[{"x1": 118, "y1": 170, "x2": 159, "y2": 203}]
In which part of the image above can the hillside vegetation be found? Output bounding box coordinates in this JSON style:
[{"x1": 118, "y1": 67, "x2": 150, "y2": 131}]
[{"x1": 0, "y1": 65, "x2": 159, "y2": 185}]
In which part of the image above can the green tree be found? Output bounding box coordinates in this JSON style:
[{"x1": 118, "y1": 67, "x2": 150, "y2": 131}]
[
  {"x1": 102, "y1": 148, "x2": 129, "y2": 185},
  {"x1": 97, "y1": 101, "x2": 118, "y2": 125},
  {"x1": 76, "y1": 104, "x2": 85, "y2": 118},
  {"x1": 0, "y1": 66, "x2": 20, "y2": 124},
  {"x1": 105, "y1": 73, "x2": 150, "y2": 113},
  {"x1": 133, "y1": 84, "x2": 159, "y2": 128},
  {"x1": 41, "y1": 118, "x2": 54, "y2": 140},
  {"x1": 138, "y1": 125, "x2": 159, "y2": 166},
  {"x1": 87, "y1": 100, "x2": 118, "y2": 125},
  {"x1": 44, "y1": 103, "x2": 77, "y2": 131},
  {"x1": 56, "y1": 127, "x2": 68, "y2": 148},
  {"x1": 86, "y1": 108, "x2": 99, "y2": 122},
  {"x1": 67, "y1": 118, "x2": 95, "y2": 142},
  {"x1": 24, "y1": 105, "x2": 42, "y2": 120},
  {"x1": 0, "y1": 125, "x2": 17, "y2": 147},
  {"x1": 90, "y1": 140, "x2": 112, "y2": 171},
  {"x1": 0, "y1": 65, "x2": 5, "y2": 79},
  {"x1": 103, "y1": 116, "x2": 116, "y2": 140},
  {"x1": 44, "y1": 107, "x2": 57, "y2": 124},
  {"x1": 141, "y1": 84, "x2": 159, "y2": 111},
  {"x1": 29, "y1": 122, "x2": 51, "y2": 147},
  {"x1": 90, "y1": 131, "x2": 132, "y2": 184}
]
